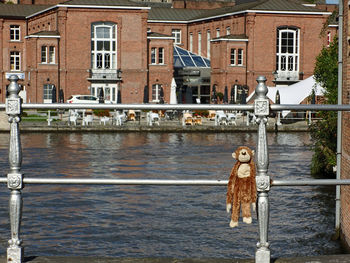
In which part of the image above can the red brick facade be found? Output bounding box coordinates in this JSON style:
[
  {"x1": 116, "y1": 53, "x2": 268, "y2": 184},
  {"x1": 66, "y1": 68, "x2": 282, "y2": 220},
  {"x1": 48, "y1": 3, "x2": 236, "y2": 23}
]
[
  {"x1": 341, "y1": 0, "x2": 350, "y2": 251},
  {"x1": 0, "y1": 1, "x2": 335, "y2": 104}
]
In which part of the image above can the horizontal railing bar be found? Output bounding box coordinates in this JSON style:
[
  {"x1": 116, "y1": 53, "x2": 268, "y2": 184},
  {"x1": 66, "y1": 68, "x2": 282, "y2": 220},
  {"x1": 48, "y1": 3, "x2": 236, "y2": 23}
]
[
  {"x1": 0, "y1": 178, "x2": 350, "y2": 186},
  {"x1": 0, "y1": 103, "x2": 349, "y2": 111},
  {"x1": 20, "y1": 103, "x2": 254, "y2": 111},
  {"x1": 22, "y1": 178, "x2": 229, "y2": 185},
  {"x1": 271, "y1": 104, "x2": 350, "y2": 111},
  {"x1": 271, "y1": 179, "x2": 350, "y2": 186}
]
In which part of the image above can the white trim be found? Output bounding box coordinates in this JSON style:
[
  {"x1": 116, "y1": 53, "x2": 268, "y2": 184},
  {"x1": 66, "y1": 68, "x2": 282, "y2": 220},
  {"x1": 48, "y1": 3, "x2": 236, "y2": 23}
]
[
  {"x1": 25, "y1": 35, "x2": 61, "y2": 39},
  {"x1": 57, "y1": 4, "x2": 150, "y2": 10},
  {"x1": 147, "y1": 36, "x2": 175, "y2": 40},
  {"x1": 148, "y1": 20, "x2": 189, "y2": 24},
  {"x1": 246, "y1": 10, "x2": 332, "y2": 15},
  {"x1": 211, "y1": 38, "x2": 248, "y2": 42}
]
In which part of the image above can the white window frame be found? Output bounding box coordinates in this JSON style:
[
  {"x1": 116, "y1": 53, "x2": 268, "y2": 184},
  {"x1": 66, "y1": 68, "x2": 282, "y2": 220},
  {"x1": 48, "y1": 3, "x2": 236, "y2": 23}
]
[
  {"x1": 189, "y1": 33, "x2": 193, "y2": 52},
  {"x1": 150, "y1": 47, "x2": 165, "y2": 65},
  {"x1": 216, "y1": 28, "x2": 220, "y2": 38},
  {"x1": 327, "y1": 31, "x2": 331, "y2": 47},
  {"x1": 230, "y1": 48, "x2": 236, "y2": 65},
  {"x1": 172, "y1": 29, "x2": 181, "y2": 45},
  {"x1": 41, "y1": 46, "x2": 47, "y2": 63},
  {"x1": 10, "y1": 25, "x2": 20, "y2": 41},
  {"x1": 237, "y1": 49, "x2": 243, "y2": 66},
  {"x1": 276, "y1": 27, "x2": 300, "y2": 74},
  {"x1": 152, "y1": 84, "x2": 161, "y2": 102},
  {"x1": 226, "y1": 26, "x2": 231, "y2": 35},
  {"x1": 198, "y1": 31, "x2": 201, "y2": 56},
  {"x1": 91, "y1": 22, "x2": 117, "y2": 70},
  {"x1": 158, "y1": 47, "x2": 164, "y2": 64},
  {"x1": 207, "y1": 30, "x2": 211, "y2": 59},
  {"x1": 10, "y1": 51, "x2": 20, "y2": 71},
  {"x1": 49, "y1": 46, "x2": 55, "y2": 64}
]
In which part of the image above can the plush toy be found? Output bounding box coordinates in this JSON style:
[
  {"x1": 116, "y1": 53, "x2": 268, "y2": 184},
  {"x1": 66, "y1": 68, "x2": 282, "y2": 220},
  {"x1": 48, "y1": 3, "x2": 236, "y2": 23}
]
[{"x1": 226, "y1": 146, "x2": 256, "y2": 228}]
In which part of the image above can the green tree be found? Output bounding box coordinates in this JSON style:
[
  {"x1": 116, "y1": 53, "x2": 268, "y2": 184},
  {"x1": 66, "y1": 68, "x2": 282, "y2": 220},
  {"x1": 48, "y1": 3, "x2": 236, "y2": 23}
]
[{"x1": 310, "y1": 36, "x2": 338, "y2": 176}]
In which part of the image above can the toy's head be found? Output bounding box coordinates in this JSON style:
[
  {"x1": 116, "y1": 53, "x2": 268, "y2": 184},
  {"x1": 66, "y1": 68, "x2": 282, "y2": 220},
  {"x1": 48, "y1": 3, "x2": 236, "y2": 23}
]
[{"x1": 232, "y1": 146, "x2": 254, "y2": 163}]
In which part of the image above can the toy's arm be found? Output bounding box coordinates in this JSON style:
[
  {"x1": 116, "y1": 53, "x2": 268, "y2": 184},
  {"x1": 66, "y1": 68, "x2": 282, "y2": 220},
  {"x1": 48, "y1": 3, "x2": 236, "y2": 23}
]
[{"x1": 226, "y1": 167, "x2": 236, "y2": 212}]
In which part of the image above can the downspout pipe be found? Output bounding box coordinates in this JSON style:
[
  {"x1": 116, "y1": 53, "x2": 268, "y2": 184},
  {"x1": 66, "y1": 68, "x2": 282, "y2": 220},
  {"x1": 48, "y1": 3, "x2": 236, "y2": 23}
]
[{"x1": 335, "y1": 0, "x2": 343, "y2": 235}]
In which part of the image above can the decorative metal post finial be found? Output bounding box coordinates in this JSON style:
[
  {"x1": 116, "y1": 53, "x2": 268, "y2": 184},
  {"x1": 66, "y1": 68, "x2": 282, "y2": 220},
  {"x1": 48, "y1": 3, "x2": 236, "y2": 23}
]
[
  {"x1": 6, "y1": 74, "x2": 24, "y2": 263},
  {"x1": 254, "y1": 76, "x2": 271, "y2": 263}
]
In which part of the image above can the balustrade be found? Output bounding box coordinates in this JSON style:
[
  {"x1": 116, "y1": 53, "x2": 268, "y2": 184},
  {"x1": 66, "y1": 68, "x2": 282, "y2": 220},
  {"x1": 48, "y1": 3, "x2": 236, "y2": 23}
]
[{"x1": 3, "y1": 75, "x2": 350, "y2": 263}]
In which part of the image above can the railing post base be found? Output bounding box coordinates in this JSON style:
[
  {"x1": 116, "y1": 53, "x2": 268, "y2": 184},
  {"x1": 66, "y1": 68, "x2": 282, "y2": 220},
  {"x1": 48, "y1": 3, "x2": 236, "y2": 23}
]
[
  {"x1": 255, "y1": 249, "x2": 270, "y2": 263},
  {"x1": 7, "y1": 246, "x2": 23, "y2": 263}
]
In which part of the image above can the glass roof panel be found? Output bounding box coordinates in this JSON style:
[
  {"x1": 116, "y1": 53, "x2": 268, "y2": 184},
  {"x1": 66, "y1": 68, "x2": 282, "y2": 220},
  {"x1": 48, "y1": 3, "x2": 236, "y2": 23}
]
[
  {"x1": 174, "y1": 45, "x2": 210, "y2": 68},
  {"x1": 192, "y1": 56, "x2": 206, "y2": 67},
  {"x1": 182, "y1": 56, "x2": 196, "y2": 67}
]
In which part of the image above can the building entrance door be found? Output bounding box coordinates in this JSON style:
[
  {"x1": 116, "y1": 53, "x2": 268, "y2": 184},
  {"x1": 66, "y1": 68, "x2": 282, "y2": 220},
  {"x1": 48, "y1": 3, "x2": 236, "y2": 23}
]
[{"x1": 90, "y1": 84, "x2": 118, "y2": 103}]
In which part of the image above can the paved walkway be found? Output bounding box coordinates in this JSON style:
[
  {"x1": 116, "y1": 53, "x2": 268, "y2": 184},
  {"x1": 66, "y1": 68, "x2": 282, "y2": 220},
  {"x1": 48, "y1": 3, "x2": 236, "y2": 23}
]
[{"x1": 1, "y1": 254, "x2": 350, "y2": 263}]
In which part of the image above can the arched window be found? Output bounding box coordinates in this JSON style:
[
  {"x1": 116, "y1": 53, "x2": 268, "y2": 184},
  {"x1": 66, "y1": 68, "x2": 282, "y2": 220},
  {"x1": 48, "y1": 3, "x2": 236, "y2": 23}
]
[
  {"x1": 91, "y1": 22, "x2": 117, "y2": 69},
  {"x1": 275, "y1": 26, "x2": 299, "y2": 79}
]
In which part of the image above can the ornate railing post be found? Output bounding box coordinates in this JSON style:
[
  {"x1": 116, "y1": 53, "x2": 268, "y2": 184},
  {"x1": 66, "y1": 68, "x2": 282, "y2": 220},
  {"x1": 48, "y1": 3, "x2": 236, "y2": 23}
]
[
  {"x1": 254, "y1": 76, "x2": 270, "y2": 263},
  {"x1": 6, "y1": 75, "x2": 24, "y2": 263}
]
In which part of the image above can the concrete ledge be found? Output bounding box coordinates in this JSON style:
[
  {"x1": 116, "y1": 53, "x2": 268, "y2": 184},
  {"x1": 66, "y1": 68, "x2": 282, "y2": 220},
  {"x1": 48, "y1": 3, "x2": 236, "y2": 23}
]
[{"x1": 1, "y1": 255, "x2": 350, "y2": 263}]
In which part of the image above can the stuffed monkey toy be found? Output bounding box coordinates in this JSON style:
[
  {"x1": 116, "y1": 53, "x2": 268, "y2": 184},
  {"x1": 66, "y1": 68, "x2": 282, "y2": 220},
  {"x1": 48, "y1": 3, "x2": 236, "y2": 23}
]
[{"x1": 226, "y1": 146, "x2": 256, "y2": 228}]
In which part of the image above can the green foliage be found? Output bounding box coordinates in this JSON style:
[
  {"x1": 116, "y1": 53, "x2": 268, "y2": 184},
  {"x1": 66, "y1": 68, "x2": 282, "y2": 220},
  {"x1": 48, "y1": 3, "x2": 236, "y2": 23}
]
[
  {"x1": 216, "y1": 92, "x2": 223, "y2": 101},
  {"x1": 310, "y1": 36, "x2": 338, "y2": 176},
  {"x1": 93, "y1": 109, "x2": 110, "y2": 117}
]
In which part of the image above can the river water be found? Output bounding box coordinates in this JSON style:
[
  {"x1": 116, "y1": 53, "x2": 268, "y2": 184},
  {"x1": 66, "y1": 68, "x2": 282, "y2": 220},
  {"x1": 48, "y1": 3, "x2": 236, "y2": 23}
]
[{"x1": 0, "y1": 132, "x2": 343, "y2": 259}]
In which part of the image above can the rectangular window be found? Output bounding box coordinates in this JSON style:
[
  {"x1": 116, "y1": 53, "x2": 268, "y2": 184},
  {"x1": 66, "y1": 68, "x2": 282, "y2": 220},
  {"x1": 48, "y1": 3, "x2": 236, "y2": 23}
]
[
  {"x1": 49, "y1": 46, "x2": 55, "y2": 64},
  {"x1": 41, "y1": 46, "x2": 47, "y2": 63},
  {"x1": 10, "y1": 25, "x2": 20, "y2": 41},
  {"x1": 216, "y1": 28, "x2": 220, "y2": 38},
  {"x1": 230, "y1": 48, "x2": 236, "y2": 65},
  {"x1": 172, "y1": 29, "x2": 181, "y2": 44},
  {"x1": 198, "y1": 32, "x2": 201, "y2": 56},
  {"x1": 43, "y1": 84, "x2": 52, "y2": 100},
  {"x1": 238, "y1": 49, "x2": 243, "y2": 66},
  {"x1": 151, "y1": 47, "x2": 156, "y2": 64},
  {"x1": 327, "y1": 31, "x2": 331, "y2": 47},
  {"x1": 158, "y1": 47, "x2": 164, "y2": 64},
  {"x1": 207, "y1": 30, "x2": 211, "y2": 58},
  {"x1": 10, "y1": 51, "x2": 20, "y2": 71},
  {"x1": 189, "y1": 33, "x2": 193, "y2": 52},
  {"x1": 152, "y1": 84, "x2": 161, "y2": 102},
  {"x1": 226, "y1": 26, "x2": 231, "y2": 35}
]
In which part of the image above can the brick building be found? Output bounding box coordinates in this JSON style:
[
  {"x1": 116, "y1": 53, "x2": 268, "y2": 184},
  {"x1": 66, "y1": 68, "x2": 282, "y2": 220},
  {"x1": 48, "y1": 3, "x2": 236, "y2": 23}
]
[
  {"x1": 0, "y1": 0, "x2": 335, "y2": 104},
  {"x1": 341, "y1": 0, "x2": 350, "y2": 252}
]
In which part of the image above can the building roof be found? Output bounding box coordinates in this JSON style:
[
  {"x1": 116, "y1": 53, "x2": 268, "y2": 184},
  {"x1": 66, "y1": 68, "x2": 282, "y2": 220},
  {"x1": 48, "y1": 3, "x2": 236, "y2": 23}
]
[
  {"x1": 60, "y1": 0, "x2": 149, "y2": 7},
  {"x1": 149, "y1": 0, "x2": 330, "y2": 22},
  {"x1": 0, "y1": 4, "x2": 52, "y2": 18}
]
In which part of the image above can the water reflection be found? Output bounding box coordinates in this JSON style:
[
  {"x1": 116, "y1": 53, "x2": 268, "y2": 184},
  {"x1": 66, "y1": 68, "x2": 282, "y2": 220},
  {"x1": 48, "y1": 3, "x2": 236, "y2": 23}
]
[{"x1": 0, "y1": 132, "x2": 342, "y2": 259}]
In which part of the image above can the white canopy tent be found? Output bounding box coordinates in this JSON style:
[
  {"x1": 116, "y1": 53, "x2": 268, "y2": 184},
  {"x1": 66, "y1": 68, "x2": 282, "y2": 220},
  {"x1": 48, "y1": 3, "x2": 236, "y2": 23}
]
[
  {"x1": 247, "y1": 75, "x2": 324, "y2": 117},
  {"x1": 170, "y1": 78, "x2": 178, "y2": 104}
]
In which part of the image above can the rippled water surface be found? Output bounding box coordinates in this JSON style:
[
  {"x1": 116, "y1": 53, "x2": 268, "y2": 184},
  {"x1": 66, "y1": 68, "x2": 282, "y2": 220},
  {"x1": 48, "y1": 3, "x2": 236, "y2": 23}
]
[{"x1": 0, "y1": 132, "x2": 342, "y2": 259}]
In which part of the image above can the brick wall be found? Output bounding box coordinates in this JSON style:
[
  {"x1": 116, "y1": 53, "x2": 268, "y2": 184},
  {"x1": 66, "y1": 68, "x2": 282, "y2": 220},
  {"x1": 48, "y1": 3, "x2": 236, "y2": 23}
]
[{"x1": 341, "y1": 0, "x2": 350, "y2": 251}]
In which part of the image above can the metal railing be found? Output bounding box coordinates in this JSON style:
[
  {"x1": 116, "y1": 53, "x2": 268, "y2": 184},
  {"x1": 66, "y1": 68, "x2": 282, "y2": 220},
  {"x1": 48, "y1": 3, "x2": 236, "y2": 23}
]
[{"x1": 3, "y1": 74, "x2": 350, "y2": 263}]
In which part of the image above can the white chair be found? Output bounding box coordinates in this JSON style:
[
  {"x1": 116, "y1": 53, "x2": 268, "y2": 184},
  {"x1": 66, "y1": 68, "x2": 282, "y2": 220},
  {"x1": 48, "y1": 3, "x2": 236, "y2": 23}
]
[
  {"x1": 68, "y1": 110, "x2": 79, "y2": 126},
  {"x1": 100, "y1": 116, "x2": 110, "y2": 125},
  {"x1": 226, "y1": 113, "x2": 237, "y2": 126},
  {"x1": 83, "y1": 114, "x2": 93, "y2": 126},
  {"x1": 147, "y1": 112, "x2": 160, "y2": 126},
  {"x1": 215, "y1": 110, "x2": 227, "y2": 126},
  {"x1": 114, "y1": 111, "x2": 126, "y2": 126}
]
